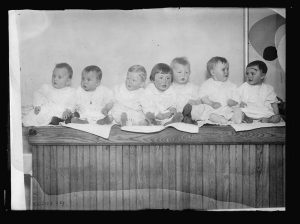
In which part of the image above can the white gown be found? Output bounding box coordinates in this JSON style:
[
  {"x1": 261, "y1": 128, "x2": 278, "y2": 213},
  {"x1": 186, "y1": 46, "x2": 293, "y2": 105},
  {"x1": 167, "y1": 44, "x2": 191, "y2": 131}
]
[
  {"x1": 74, "y1": 85, "x2": 114, "y2": 124},
  {"x1": 172, "y1": 82, "x2": 199, "y2": 112},
  {"x1": 237, "y1": 82, "x2": 279, "y2": 119},
  {"x1": 110, "y1": 83, "x2": 146, "y2": 125},
  {"x1": 140, "y1": 83, "x2": 177, "y2": 125},
  {"x1": 22, "y1": 84, "x2": 76, "y2": 126}
]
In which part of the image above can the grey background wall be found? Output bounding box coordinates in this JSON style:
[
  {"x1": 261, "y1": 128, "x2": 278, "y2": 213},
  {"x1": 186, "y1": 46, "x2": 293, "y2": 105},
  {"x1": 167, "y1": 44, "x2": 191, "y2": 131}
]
[{"x1": 17, "y1": 9, "x2": 248, "y2": 106}]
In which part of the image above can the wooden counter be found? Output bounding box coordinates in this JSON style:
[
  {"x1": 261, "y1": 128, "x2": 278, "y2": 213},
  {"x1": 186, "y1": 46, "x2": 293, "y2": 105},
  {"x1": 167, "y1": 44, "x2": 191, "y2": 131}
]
[{"x1": 26, "y1": 125, "x2": 286, "y2": 210}]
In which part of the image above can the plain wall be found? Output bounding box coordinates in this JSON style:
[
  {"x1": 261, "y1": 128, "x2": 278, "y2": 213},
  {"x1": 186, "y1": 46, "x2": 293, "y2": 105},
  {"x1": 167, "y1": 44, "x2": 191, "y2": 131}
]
[{"x1": 17, "y1": 8, "x2": 246, "y2": 106}]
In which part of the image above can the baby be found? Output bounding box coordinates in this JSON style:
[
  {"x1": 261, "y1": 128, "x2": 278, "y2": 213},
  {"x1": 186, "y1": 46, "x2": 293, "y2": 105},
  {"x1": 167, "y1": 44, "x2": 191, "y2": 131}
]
[
  {"x1": 109, "y1": 65, "x2": 148, "y2": 126},
  {"x1": 185, "y1": 56, "x2": 242, "y2": 124},
  {"x1": 238, "y1": 60, "x2": 281, "y2": 123},
  {"x1": 170, "y1": 57, "x2": 199, "y2": 124},
  {"x1": 22, "y1": 63, "x2": 76, "y2": 126},
  {"x1": 70, "y1": 65, "x2": 114, "y2": 124},
  {"x1": 140, "y1": 63, "x2": 183, "y2": 126}
]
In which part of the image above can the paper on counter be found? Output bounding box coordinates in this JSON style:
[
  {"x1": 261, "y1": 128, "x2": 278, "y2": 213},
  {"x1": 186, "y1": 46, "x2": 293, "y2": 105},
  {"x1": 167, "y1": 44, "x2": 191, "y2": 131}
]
[
  {"x1": 61, "y1": 122, "x2": 115, "y2": 139},
  {"x1": 121, "y1": 122, "x2": 199, "y2": 133},
  {"x1": 230, "y1": 121, "x2": 285, "y2": 132}
]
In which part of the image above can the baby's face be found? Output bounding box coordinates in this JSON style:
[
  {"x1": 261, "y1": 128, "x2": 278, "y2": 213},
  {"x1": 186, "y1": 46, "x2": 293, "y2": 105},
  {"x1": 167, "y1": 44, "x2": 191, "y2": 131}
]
[
  {"x1": 154, "y1": 72, "x2": 172, "y2": 91},
  {"x1": 81, "y1": 71, "x2": 100, "y2": 91},
  {"x1": 52, "y1": 68, "x2": 71, "y2": 89},
  {"x1": 245, "y1": 65, "x2": 265, "y2": 85},
  {"x1": 211, "y1": 62, "x2": 229, "y2": 82},
  {"x1": 172, "y1": 63, "x2": 190, "y2": 84},
  {"x1": 126, "y1": 72, "x2": 144, "y2": 91}
]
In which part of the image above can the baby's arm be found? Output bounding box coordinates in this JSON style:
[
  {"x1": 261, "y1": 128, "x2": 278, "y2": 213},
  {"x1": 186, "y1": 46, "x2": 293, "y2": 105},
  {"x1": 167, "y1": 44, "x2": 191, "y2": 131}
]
[
  {"x1": 101, "y1": 101, "x2": 114, "y2": 115},
  {"x1": 201, "y1": 96, "x2": 221, "y2": 109},
  {"x1": 227, "y1": 99, "x2": 239, "y2": 107},
  {"x1": 188, "y1": 98, "x2": 202, "y2": 105},
  {"x1": 156, "y1": 111, "x2": 173, "y2": 120}
]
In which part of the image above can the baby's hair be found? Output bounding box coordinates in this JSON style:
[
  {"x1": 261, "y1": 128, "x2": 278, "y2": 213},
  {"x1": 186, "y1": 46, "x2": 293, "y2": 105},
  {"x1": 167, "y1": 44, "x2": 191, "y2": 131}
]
[
  {"x1": 246, "y1": 60, "x2": 268, "y2": 74},
  {"x1": 128, "y1": 65, "x2": 147, "y2": 82},
  {"x1": 55, "y1": 63, "x2": 73, "y2": 78},
  {"x1": 170, "y1": 57, "x2": 191, "y2": 70},
  {"x1": 82, "y1": 65, "x2": 102, "y2": 80},
  {"x1": 149, "y1": 63, "x2": 173, "y2": 82},
  {"x1": 206, "y1": 56, "x2": 228, "y2": 76}
]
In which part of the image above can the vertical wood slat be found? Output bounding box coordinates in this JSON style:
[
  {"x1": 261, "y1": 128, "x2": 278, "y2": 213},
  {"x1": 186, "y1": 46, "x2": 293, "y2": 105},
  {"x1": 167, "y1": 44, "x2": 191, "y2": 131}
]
[
  {"x1": 175, "y1": 145, "x2": 182, "y2": 210},
  {"x1": 222, "y1": 145, "x2": 230, "y2": 209},
  {"x1": 129, "y1": 145, "x2": 137, "y2": 210},
  {"x1": 203, "y1": 145, "x2": 216, "y2": 209},
  {"x1": 162, "y1": 145, "x2": 169, "y2": 209},
  {"x1": 109, "y1": 145, "x2": 117, "y2": 210},
  {"x1": 63, "y1": 146, "x2": 70, "y2": 210},
  {"x1": 37, "y1": 146, "x2": 44, "y2": 210},
  {"x1": 242, "y1": 144, "x2": 250, "y2": 208},
  {"x1": 89, "y1": 146, "x2": 97, "y2": 210},
  {"x1": 189, "y1": 145, "x2": 196, "y2": 209},
  {"x1": 116, "y1": 145, "x2": 123, "y2": 210},
  {"x1": 235, "y1": 144, "x2": 243, "y2": 208},
  {"x1": 269, "y1": 144, "x2": 277, "y2": 207},
  {"x1": 150, "y1": 145, "x2": 162, "y2": 209},
  {"x1": 262, "y1": 145, "x2": 270, "y2": 207},
  {"x1": 70, "y1": 145, "x2": 77, "y2": 210},
  {"x1": 149, "y1": 145, "x2": 156, "y2": 209},
  {"x1": 182, "y1": 145, "x2": 190, "y2": 209},
  {"x1": 276, "y1": 144, "x2": 284, "y2": 207},
  {"x1": 83, "y1": 146, "x2": 90, "y2": 210},
  {"x1": 168, "y1": 145, "x2": 176, "y2": 210},
  {"x1": 50, "y1": 146, "x2": 57, "y2": 210},
  {"x1": 32, "y1": 145, "x2": 38, "y2": 210},
  {"x1": 56, "y1": 146, "x2": 64, "y2": 210},
  {"x1": 76, "y1": 145, "x2": 84, "y2": 210},
  {"x1": 96, "y1": 146, "x2": 104, "y2": 210},
  {"x1": 44, "y1": 146, "x2": 51, "y2": 210},
  {"x1": 216, "y1": 144, "x2": 223, "y2": 209},
  {"x1": 103, "y1": 145, "x2": 110, "y2": 210},
  {"x1": 142, "y1": 145, "x2": 150, "y2": 209},
  {"x1": 229, "y1": 145, "x2": 236, "y2": 209},
  {"x1": 249, "y1": 145, "x2": 256, "y2": 208},
  {"x1": 122, "y1": 145, "x2": 130, "y2": 210},
  {"x1": 136, "y1": 145, "x2": 143, "y2": 210},
  {"x1": 195, "y1": 145, "x2": 203, "y2": 210}
]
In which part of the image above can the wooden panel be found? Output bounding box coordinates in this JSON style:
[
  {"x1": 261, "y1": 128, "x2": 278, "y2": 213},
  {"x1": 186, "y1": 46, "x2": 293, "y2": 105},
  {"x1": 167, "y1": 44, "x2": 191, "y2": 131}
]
[
  {"x1": 269, "y1": 144, "x2": 277, "y2": 207},
  {"x1": 222, "y1": 145, "x2": 230, "y2": 209},
  {"x1": 89, "y1": 146, "x2": 97, "y2": 210},
  {"x1": 142, "y1": 145, "x2": 150, "y2": 209},
  {"x1": 162, "y1": 145, "x2": 170, "y2": 209},
  {"x1": 136, "y1": 145, "x2": 143, "y2": 210},
  {"x1": 102, "y1": 145, "x2": 110, "y2": 210},
  {"x1": 216, "y1": 144, "x2": 223, "y2": 209},
  {"x1": 122, "y1": 145, "x2": 130, "y2": 210},
  {"x1": 129, "y1": 145, "x2": 137, "y2": 210},
  {"x1": 28, "y1": 126, "x2": 285, "y2": 145},
  {"x1": 83, "y1": 145, "x2": 90, "y2": 210},
  {"x1": 37, "y1": 145, "x2": 44, "y2": 210},
  {"x1": 150, "y1": 145, "x2": 162, "y2": 209},
  {"x1": 63, "y1": 146, "x2": 70, "y2": 210},
  {"x1": 96, "y1": 146, "x2": 104, "y2": 210},
  {"x1": 235, "y1": 145, "x2": 243, "y2": 207},
  {"x1": 70, "y1": 145, "x2": 78, "y2": 210},
  {"x1": 50, "y1": 146, "x2": 58, "y2": 210},
  {"x1": 276, "y1": 144, "x2": 284, "y2": 207},
  {"x1": 175, "y1": 145, "x2": 182, "y2": 210},
  {"x1": 255, "y1": 145, "x2": 263, "y2": 208},
  {"x1": 182, "y1": 145, "x2": 190, "y2": 209},
  {"x1": 242, "y1": 144, "x2": 250, "y2": 208},
  {"x1": 168, "y1": 145, "x2": 176, "y2": 210},
  {"x1": 32, "y1": 145, "x2": 38, "y2": 210},
  {"x1": 43, "y1": 146, "x2": 51, "y2": 209},
  {"x1": 229, "y1": 145, "x2": 236, "y2": 209},
  {"x1": 189, "y1": 145, "x2": 196, "y2": 209},
  {"x1": 116, "y1": 145, "x2": 123, "y2": 210},
  {"x1": 262, "y1": 145, "x2": 270, "y2": 207},
  {"x1": 109, "y1": 145, "x2": 117, "y2": 210},
  {"x1": 56, "y1": 146, "x2": 64, "y2": 210},
  {"x1": 249, "y1": 145, "x2": 256, "y2": 208},
  {"x1": 195, "y1": 145, "x2": 203, "y2": 209}
]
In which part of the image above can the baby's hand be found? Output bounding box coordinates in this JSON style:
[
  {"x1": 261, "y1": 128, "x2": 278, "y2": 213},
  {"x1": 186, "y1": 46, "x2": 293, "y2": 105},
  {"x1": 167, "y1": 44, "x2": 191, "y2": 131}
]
[
  {"x1": 239, "y1": 101, "x2": 247, "y2": 108},
  {"x1": 34, "y1": 106, "x2": 41, "y2": 115},
  {"x1": 62, "y1": 109, "x2": 72, "y2": 120},
  {"x1": 227, "y1": 99, "x2": 238, "y2": 107},
  {"x1": 168, "y1": 107, "x2": 177, "y2": 115},
  {"x1": 188, "y1": 99, "x2": 201, "y2": 105},
  {"x1": 156, "y1": 112, "x2": 172, "y2": 120},
  {"x1": 101, "y1": 107, "x2": 109, "y2": 116},
  {"x1": 211, "y1": 102, "x2": 222, "y2": 109}
]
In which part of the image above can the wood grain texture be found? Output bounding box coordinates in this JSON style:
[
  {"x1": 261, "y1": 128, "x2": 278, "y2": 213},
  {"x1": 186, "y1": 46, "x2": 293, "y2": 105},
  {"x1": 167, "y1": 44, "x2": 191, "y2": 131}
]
[{"x1": 27, "y1": 126, "x2": 285, "y2": 145}]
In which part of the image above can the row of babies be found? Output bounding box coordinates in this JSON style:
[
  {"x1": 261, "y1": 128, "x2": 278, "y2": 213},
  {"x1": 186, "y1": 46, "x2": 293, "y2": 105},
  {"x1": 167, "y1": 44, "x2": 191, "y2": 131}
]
[{"x1": 22, "y1": 56, "x2": 281, "y2": 127}]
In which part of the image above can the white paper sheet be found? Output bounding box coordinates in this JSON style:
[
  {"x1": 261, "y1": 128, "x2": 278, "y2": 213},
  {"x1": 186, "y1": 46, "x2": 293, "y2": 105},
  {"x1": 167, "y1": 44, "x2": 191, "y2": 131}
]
[
  {"x1": 61, "y1": 123, "x2": 115, "y2": 139},
  {"x1": 230, "y1": 121, "x2": 286, "y2": 132},
  {"x1": 121, "y1": 122, "x2": 199, "y2": 133}
]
